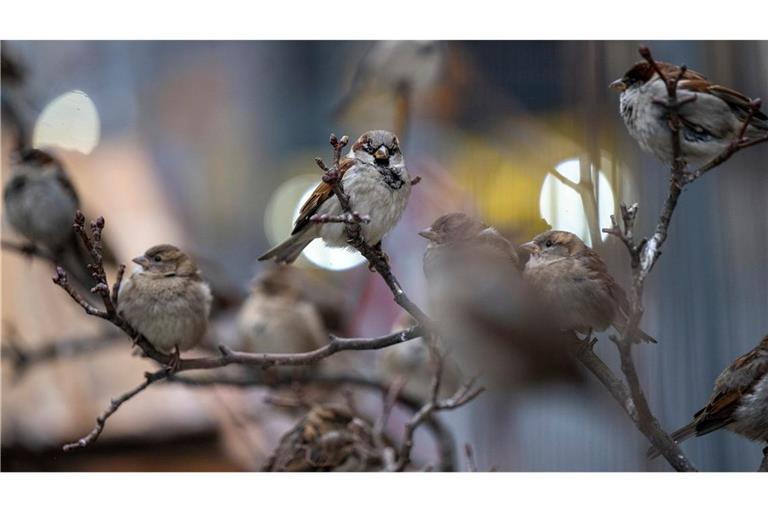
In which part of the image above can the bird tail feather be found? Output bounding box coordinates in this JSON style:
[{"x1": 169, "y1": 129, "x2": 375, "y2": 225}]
[
  {"x1": 646, "y1": 422, "x2": 696, "y2": 459},
  {"x1": 257, "y1": 231, "x2": 314, "y2": 264}
]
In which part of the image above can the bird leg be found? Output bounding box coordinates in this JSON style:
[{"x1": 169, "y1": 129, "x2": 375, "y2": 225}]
[{"x1": 166, "y1": 345, "x2": 182, "y2": 372}]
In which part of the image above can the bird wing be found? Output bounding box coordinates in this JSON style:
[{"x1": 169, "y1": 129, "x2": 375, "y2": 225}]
[
  {"x1": 579, "y1": 247, "x2": 631, "y2": 314},
  {"x1": 680, "y1": 80, "x2": 768, "y2": 123},
  {"x1": 693, "y1": 348, "x2": 768, "y2": 436},
  {"x1": 291, "y1": 157, "x2": 355, "y2": 235}
]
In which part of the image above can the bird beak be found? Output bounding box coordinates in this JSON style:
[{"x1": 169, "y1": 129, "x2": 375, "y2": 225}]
[
  {"x1": 374, "y1": 145, "x2": 390, "y2": 163},
  {"x1": 609, "y1": 78, "x2": 627, "y2": 92},
  {"x1": 519, "y1": 241, "x2": 538, "y2": 254},
  {"x1": 418, "y1": 229, "x2": 438, "y2": 241},
  {"x1": 132, "y1": 255, "x2": 149, "y2": 268}
]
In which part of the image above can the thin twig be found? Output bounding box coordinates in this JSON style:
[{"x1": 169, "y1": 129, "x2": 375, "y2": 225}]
[
  {"x1": 395, "y1": 376, "x2": 484, "y2": 471},
  {"x1": 464, "y1": 443, "x2": 478, "y2": 472},
  {"x1": 62, "y1": 368, "x2": 170, "y2": 451},
  {"x1": 167, "y1": 371, "x2": 459, "y2": 471},
  {"x1": 310, "y1": 212, "x2": 371, "y2": 225}
]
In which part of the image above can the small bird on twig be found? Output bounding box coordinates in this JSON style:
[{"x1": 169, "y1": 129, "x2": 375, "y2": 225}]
[
  {"x1": 521, "y1": 230, "x2": 657, "y2": 344},
  {"x1": 3, "y1": 148, "x2": 99, "y2": 287},
  {"x1": 611, "y1": 60, "x2": 768, "y2": 166},
  {"x1": 235, "y1": 266, "x2": 328, "y2": 379},
  {"x1": 648, "y1": 335, "x2": 768, "y2": 459},
  {"x1": 259, "y1": 130, "x2": 411, "y2": 264},
  {"x1": 117, "y1": 244, "x2": 212, "y2": 366}
]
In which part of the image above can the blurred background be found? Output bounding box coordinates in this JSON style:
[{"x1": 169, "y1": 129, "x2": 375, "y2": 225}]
[{"x1": 1, "y1": 40, "x2": 767, "y2": 471}]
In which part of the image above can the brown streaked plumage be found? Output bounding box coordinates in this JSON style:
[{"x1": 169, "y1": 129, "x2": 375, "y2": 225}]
[
  {"x1": 611, "y1": 60, "x2": 768, "y2": 165},
  {"x1": 264, "y1": 404, "x2": 385, "y2": 472},
  {"x1": 259, "y1": 130, "x2": 411, "y2": 264},
  {"x1": 521, "y1": 230, "x2": 656, "y2": 343},
  {"x1": 648, "y1": 335, "x2": 768, "y2": 459}
]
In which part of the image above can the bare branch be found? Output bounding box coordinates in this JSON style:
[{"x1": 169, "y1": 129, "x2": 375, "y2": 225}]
[
  {"x1": 310, "y1": 211, "x2": 371, "y2": 225},
  {"x1": 1, "y1": 239, "x2": 57, "y2": 264},
  {"x1": 167, "y1": 372, "x2": 459, "y2": 471},
  {"x1": 62, "y1": 368, "x2": 170, "y2": 451},
  {"x1": 464, "y1": 443, "x2": 478, "y2": 472},
  {"x1": 572, "y1": 339, "x2": 696, "y2": 472}
]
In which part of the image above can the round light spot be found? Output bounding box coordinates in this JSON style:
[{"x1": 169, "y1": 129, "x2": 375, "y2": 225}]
[
  {"x1": 263, "y1": 175, "x2": 365, "y2": 271},
  {"x1": 539, "y1": 157, "x2": 616, "y2": 247},
  {"x1": 32, "y1": 90, "x2": 100, "y2": 154}
]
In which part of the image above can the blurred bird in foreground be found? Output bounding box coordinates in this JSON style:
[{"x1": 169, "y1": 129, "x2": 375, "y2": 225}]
[
  {"x1": 118, "y1": 244, "x2": 212, "y2": 365},
  {"x1": 263, "y1": 404, "x2": 385, "y2": 472},
  {"x1": 259, "y1": 130, "x2": 411, "y2": 264},
  {"x1": 3, "y1": 147, "x2": 99, "y2": 288},
  {"x1": 611, "y1": 59, "x2": 768, "y2": 166},
  {"x1": 648, "y1": 335, "x2": 768, "y2": 459},
  {"x1": 377, "y1": 313, "x2": 463, "y2": 402},
  {"x1": 236, "y1": 266, "x2": 328, "y2": 379},
  {"x1": 521, "y1": 230, "x2": 657, "y2": 344},
  {"x1": 419, "y1": 213, "x2": 582, "y2": 389}
]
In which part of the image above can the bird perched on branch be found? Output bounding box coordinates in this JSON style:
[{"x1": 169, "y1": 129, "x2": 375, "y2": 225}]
[
  {"x1": 236, "y1": 266, "x2": 328, "y2": 379},
  {"x1": 521, "y1": 230, "x2": 656, "y2": 343},
  {"x1": 118, "y1": 244, "x2": 212, "y2": 364},
  {"x1": 648, "y1": 335, "x2": 768, "y2": 459},
  {"x1": 3, "y1": 148, "x2": 99, "y2": 286},
  {"x1": 259, "y1": 130, "x2": 411, "y2": 264},
  {"x1": 611, "y1": 60, "x2": 768, "y2": 166},
  {"x1": 420, "y1": 213, "x2": 582, "y2": 388},
  {"x1": 263, "y1": 404, "x2": 385, "y2": 472}
]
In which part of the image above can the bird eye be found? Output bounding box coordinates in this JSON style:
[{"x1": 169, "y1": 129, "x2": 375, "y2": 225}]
[
  {"x1": 545, "y1": 240, "x2": 553, "y2": 248},
  {"x1": 153, "y1": 255, "x2": 162, "y2": 262}
]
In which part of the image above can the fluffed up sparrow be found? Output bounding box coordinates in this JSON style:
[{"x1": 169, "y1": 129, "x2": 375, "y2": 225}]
[
  {"x1": 420, "y1": 213, "x2": 582, "y2": 388},
  {"x1": 259, "y1": 130, "x2": 411, "y2": 264},
  {"x1": 648, "y1": 335, "x2": 768, "y2": 459},
  {"x1": 236, "y1": 266, "x2": 327, "y2": 378},
  {"x1": 611, "y1": 60, "x2": 768, "y2": 166},
  {"x1": 4, "y1": 148, "x2": 79, "y2": 252},
  {"x1": 2, "y1": 147, "x2": 101, "y2": 288},
  {"x1": 263, "y1": 404, "x2": 384, "y2": 472},
  {"x1": 521, "y1": 230, "x2": 657, "y2": 343},
  {"x1": 118, "y1": 244, "x2": 212, "y2": 360}
]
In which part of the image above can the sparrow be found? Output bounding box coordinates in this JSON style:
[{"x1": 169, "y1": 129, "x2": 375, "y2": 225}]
[
  {"x1": 521, "y1": 230, "x2": 656, "y2": 343},
  {"x1": 333, "y1": 41, "x2": 445, "y2": 118},
  {"x1": 377, "y1": 314, "x2": 463, "y2": 402},
  {"x1": 117, "y1": 244, "x2": 212, "y2": 361},
  {"x1": 259, "y1": 130, "x2": 411, "y2": 264},
  {"x1": 4, "y1": 149, "x2": 79, "y2": 251},
  {"x1": 263, "y1": 404, "x2": 384, "y2": 472},
  {"x1": 236, "y1": 265, "x2": 328, "y2": 379},
  {"x1": 648, "y1": 335, "x2": 768, "y2": 459},
  {"x1": 610, "y1": 60, "x2": 768, "y2": 166},
  {"x1": 420, "y1": 213, "x2": 582, "y2": 388},
  {"x1": 420, "y1": 212, "x2": 521, "y2": 279}
]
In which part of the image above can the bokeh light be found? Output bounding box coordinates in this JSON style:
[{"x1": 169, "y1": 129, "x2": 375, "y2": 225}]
[
  {"x1": 32, "y1": 90, "x2": 100, "y2": 154},
  {"x1": 539, "y1": 157, "x2": 616, "y2": 246},
  {"x1": 263, "y1": 174, "x2": 366, "y2": 271}
]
